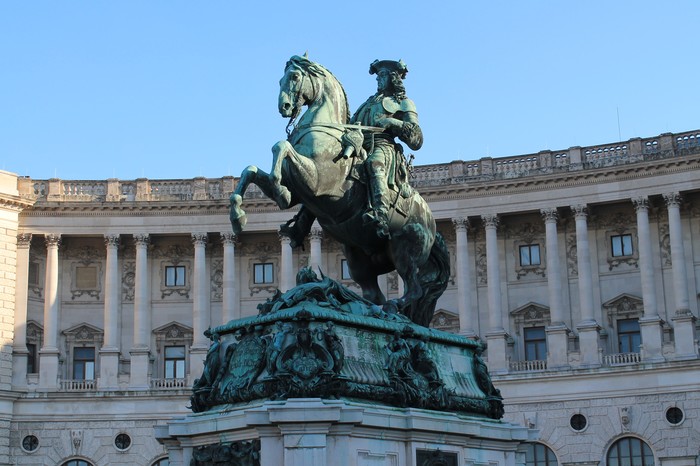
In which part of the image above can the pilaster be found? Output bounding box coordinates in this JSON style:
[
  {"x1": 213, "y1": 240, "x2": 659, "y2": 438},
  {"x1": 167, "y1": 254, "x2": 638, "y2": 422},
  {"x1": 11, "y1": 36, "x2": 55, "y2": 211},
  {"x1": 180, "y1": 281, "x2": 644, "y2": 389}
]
[
  {"x1": 39, "y1": 233, "x2": 60, "y2": 390},
  {"x1": 12, "y1": 233, "x2": 32, "y2": 389}
]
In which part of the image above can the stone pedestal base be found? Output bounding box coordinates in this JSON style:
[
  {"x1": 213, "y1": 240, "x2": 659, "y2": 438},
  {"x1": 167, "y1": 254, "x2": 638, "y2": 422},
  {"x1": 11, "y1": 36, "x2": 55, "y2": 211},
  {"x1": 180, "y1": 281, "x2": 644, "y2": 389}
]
[
  {"x1": 546, "y1": 324, "x2": 570, "y2": 369},
  {"x1": 156, "y1": 398, "x2": 530, "y2": 466},
  {"x1": 99, "y1": 347, "x2": 120, "y2": 390},
  {"x1": 38, "y1": 348, "x2": 59, "y2": 390},
  {"x1": 672, "y1": 312, "x2": 698, "y2": 359},
  {"x1": 485, "y1": 330, "x2": 510, "y2": 373},
  {"x1": 639, "y1": 316, "x2": 665, "y2": 362},
  {"x1": 576, "y1": 321, "x2": 602, "y2": 368},
  {"x1": 129, "y1": 348, "x2": 151, "y2": 390}
]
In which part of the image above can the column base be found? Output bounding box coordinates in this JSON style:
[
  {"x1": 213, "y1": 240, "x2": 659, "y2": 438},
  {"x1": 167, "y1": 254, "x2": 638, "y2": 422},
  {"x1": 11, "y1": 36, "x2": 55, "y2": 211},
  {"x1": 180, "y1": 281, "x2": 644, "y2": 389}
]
[
  {"x1": 38, "y1": 347, "x2": 60, "y2": 390},
  {"x1": 189, "y1": 345, "x2": 209, "y2": 386},
  {"x1": 99, "y1": 347, "x2": 121, "y2": 390},
  {"x1": 671, "y1": 311, "x2": 698, "y2": 359},
  {"x1": 546, "y1": 324, "x2": 570, "y2": 369},
  {"x1": 639, "y1": 316, "x2": 665, "y2": 362},
  {"x1": 485, "y1": 330, "x2": 510, "y2": 374},
  {"x1": 129, "y1": 348, "x2": 151, "y2": 390},
  {"x1": 576, "y1": 321, "x2": 602, "y2": 368},
  {"x1": 11, "y1": 347, "x2": 29, "y2": 390}
]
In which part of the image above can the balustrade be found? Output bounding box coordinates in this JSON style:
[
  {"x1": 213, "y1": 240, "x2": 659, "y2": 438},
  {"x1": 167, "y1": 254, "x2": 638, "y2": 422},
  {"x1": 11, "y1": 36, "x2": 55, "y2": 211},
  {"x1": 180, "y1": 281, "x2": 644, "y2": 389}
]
[
  {"x1": 509, "y1": 359, "x2": 547, "y2": 372},
  {"x1": 150, "y1": 378, "x2": 188, "y2": 389},
  {"x1": 59, "y1": 379, "x2": 97, "y2": 391},
  {"x1": 602, "y1": 352, "x2": 641, "y2": 366}
]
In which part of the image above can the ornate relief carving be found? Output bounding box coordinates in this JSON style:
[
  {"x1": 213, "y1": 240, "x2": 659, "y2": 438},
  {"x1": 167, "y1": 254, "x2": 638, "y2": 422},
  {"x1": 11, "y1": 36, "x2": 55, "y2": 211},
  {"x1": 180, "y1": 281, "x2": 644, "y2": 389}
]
[
  {"x1": 152, "y1": 242, "x2": 193, "y2": 260},
  {"x1": 566, "y1": 233, "x2": 578, "y2": 276},
  {"x1": 210, "y1": 259, "x2": 223, "y2": 301},
  {"x1": 63, "y1": 244, "x2": 104, "y2": 264},
  {"x1": 122, "y1": 261, "x2": 135, "y2": 301},
  {"x1": 598, "y1": 211, "x2": 635, "y2": 234},
  {"x1": 510, "y1": 302, "x2": 550, "y2": 335},
  {"x1": 475, "y1": 244, "x2": 487, "y2": 285},
  {"x1": 510, "y1": 222, "x2": 546, "y2": 280},
  {"x1": 603, "y1": 293, "x2": 643, "y2": 325},
  {"x1": 430, "y1": 309, "x2": 460, "y2": 333},
  {"x1": 241, "y1": 241, "x2": 277, "y2": 260},
  {"x1": 658, "y1": 224, "x2": 672, "y2": 266}
]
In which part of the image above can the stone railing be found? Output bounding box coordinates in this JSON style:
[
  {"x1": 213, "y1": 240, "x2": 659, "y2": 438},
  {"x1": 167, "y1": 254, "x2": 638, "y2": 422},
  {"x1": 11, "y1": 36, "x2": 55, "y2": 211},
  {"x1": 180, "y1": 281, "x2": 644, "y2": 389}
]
[
  {"x1": 18, "y1": 129, "x2": 700, "y2": 201},
  {"x1": 150, "y1": 378, "x2": 188, "y2": 389},
  {"x1": 603, "y1": 352, "x2": 641, "y2": 366},
  {"x1": 59, "y1": 378, "x2": 97, "y2": 391},
  {"x1": 509, "y1": 359, "x2": 547, "y2": 372}
]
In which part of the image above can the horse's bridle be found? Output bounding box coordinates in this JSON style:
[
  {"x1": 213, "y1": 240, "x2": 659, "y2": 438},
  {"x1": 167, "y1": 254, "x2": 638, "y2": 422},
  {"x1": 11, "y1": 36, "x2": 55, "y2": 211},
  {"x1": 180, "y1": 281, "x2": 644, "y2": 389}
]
[{"x1": 285, "y1": 67, "x2": 317, "y2": 136}]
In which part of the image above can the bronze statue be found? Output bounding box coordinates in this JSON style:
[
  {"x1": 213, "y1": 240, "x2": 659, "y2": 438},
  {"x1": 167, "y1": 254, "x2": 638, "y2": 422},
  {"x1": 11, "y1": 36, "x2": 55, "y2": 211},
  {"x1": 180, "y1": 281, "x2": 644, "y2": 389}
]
[{"x1": 229, "y1": 55, "x2": 449, "y2": 327}]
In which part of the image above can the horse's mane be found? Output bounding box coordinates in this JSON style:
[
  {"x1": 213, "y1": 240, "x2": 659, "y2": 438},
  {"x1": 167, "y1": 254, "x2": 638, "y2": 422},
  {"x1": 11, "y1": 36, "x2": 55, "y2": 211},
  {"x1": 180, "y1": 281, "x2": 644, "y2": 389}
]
[{"x1": 285, "y1": 55, "x2": 350, "y2": 124}]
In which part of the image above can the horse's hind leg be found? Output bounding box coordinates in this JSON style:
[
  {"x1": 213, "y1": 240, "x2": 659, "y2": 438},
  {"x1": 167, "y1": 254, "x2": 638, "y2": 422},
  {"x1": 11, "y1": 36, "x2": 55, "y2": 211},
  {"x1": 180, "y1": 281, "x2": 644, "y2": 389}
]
[{"x1": 344, "y1": 246, "x2": 386, "y2": 305}]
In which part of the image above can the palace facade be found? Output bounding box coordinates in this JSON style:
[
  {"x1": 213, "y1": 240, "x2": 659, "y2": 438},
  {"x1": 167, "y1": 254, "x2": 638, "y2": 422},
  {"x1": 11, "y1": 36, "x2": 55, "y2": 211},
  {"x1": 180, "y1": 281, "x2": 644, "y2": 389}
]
[{"x1": 1, "y1": 129, "x2": 699, "y2": 465}]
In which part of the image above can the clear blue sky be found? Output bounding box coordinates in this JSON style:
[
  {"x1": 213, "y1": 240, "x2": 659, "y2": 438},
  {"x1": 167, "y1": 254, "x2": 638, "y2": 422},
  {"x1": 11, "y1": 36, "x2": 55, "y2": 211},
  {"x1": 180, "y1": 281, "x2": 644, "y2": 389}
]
[{"x1": 1, "y1": 1, "x2": 697, "y2": 181}]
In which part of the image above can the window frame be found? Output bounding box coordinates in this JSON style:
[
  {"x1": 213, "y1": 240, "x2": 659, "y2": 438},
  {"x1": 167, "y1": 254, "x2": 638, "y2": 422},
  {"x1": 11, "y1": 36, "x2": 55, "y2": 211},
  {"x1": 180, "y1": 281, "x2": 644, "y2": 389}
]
[
  {"x1": 72, "y1": 346, "x2": 96, "y2": 381},
  {"x1": 617, "y1": 318, "x2": 641, "y2": 354},
  {"x1": 523, "y1": 326, "x2": 547, "y2": 361},
  {"x1": 606, "y1": 437, "x2": 655, "y2": 466},
  {"x1": 164, "y1": 265, "x2": 187, "y2": 287},
  {"x1": 519, "y1": 244, "x2": 542, "y2": 267},
  {"x1": 610, "y1": 233, "x2": 634, "y2": 258},
  {"x1": 253, "y1": 262, "x2": 275, "y2": 284},
  {"x1": 525, "y1": 442, "x2": 559, "y2": 466},
  {"x1": 164, "y1": 345, "x2": 186, "y2": 379}
]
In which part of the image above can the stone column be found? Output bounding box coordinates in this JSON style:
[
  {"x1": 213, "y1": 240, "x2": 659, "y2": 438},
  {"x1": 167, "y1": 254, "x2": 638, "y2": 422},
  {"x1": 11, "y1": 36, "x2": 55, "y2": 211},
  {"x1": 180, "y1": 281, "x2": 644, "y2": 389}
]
[
  {"x1": 130, "y1": 234, "x2": 151, "y2": 389},
  {"x1": 541, "y1": 208, "x2": 569, "y2": 368},
  {"x1": 99, "y1": 234, "x2": 121, "y2": 389},
  {"x1": 39, "y1": 234, "x2": 60, "y2": 389},
  {"x1": 571, "y1": 205, "x2": 601, "y2": 367},
  {"x1": 279, "y1": 232, "x2": 294, "y2": 292},
  {"x1": 308, "y1": 227, "x2": 323, "y2": 274},
  {"x1": 482, "y1": 214, "x2": 508, "y2": 372},
  {"x1": 12, "y1": 233, "x2": 32, "y2": 389},
  {"x1": 664, "y1": 193, "x2": 698, "y2": 358},
  {"x1": 189, "y1": 233, "x2": 210, "y2": 383},
  {"x1": 221, "y1": 233, "x2": 238, "y2": 323},
  {"x1": 632, "y1": 197, "x2": 664, "y2": 361},
  {"x1": 453, "y1": 218, "x2": 476, "y2": 337}
]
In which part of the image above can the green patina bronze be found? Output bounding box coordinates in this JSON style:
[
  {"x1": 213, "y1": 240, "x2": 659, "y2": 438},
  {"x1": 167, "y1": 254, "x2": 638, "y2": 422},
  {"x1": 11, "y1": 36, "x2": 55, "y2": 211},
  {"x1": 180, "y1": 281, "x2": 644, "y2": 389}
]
[
  {"x1": 190, "y1": 268, "x2": 504, "y2": 419},
  {"x1": 229, "y1": 55, "x2": 448, "y2": 327},
  {"x1": 195, "y1": 57, "x2": 504, "y2": 420}
]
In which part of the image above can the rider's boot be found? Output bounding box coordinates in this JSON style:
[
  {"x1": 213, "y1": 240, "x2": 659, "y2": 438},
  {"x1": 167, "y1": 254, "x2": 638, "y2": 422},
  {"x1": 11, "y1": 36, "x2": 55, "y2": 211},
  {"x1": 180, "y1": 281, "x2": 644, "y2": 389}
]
[
  {"x1": 279, "y1": 205, "x2": 316, "y2": 249},
  {"x1": 363, "y1": 175, "x2": 391, "y2": 239}
]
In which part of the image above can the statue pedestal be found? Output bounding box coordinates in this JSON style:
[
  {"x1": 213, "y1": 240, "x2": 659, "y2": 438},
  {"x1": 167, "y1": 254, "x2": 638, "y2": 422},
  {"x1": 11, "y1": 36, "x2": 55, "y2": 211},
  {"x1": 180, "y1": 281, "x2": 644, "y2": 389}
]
[{"x1": 156, "y1": 398, "x2": 531, "y2": 466}]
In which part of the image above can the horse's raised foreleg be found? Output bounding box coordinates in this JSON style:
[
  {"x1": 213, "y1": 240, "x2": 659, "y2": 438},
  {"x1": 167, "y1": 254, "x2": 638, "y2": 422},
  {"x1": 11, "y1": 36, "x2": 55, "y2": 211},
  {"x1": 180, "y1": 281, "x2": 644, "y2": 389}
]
[
  {"x1": 229, "y1": 164, "x2": 288, "y2": 235},
  {"x1": 270, "y1": 140, "x2": 319, "y2": 208}
]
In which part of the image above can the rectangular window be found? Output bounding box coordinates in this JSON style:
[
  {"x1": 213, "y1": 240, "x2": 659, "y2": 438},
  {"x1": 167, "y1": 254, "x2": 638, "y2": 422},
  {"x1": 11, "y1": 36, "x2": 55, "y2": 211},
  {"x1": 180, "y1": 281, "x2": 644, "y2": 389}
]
[
  {"x1": 73, "y1": 347, "x2": 95, "y2": 380},
  {"x1": 165, "y1": 265, "x2": 186, "y2": 287},
  {"x1": 524, "y1": 326, "x2": 547, "y2": 361},
  {"x1": 254, "y1": 263, "x2": 274, "y2": 284},
  {"x1": 618, "y1": 318, "x2": 641, "y2": 353},
  {"x1": 519, "y1": 244, "x2": 541, "y2": 266},
  {"x1": 165, "y1": 346, "x2": 186, "y2": 378},
  {"x1": 28, "y1": 262, "x2": 40, "y2": 286},
  {"x1": 341, "y1": 259, "x2": 352, "y2": 280},
  {"x1": 27, "y1": 343, "x2": 37, "y2": 374},
  {"x1": 75, "y1": 266, "x2": 98, "y2": 289},
  {"x1": 611, "y1": 234, "x2": 633, "y2": 257}
]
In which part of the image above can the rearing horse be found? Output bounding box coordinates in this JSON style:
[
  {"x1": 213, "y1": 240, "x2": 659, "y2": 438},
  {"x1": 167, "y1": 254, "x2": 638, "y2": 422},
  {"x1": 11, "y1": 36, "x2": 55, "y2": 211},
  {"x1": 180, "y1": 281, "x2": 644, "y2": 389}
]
[{"x1": 229, "y1": 55, "x2": 449, "y2": 327}]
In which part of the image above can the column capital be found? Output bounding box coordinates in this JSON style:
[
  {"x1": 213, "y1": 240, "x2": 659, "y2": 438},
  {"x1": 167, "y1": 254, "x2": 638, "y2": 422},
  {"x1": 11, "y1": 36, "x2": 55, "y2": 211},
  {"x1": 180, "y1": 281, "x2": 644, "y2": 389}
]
[
  {"x1": 191, "y1": 233, "x2": 208, "y2": 247},
  {"x1": 278, "y1": 233, "x2": 292, "y2": 245},
  {"x1": 540, "y1": 208, "x2": 558, "y2": 223},
  {"x1": 220, "y1": 232, "x2": 237, "y2": 245},
  {"x1": 452, "y1": 217, "x2": 469, "y2": 231},
  {"x1": 17, "y1": 233, "x2": 32, "y2": 248},
  {"x1": 309, "y1": 227, "x2": 323, "y2": 241},
  {"x1": 104, "y1": 234, "x2": 120, "y2": 248},
  {"x1": 663, "y1": 192, "x2": 682, "y2": 207},
  {"x1": 570, "y1": 204, "x2": 588, "y2": 219},
  {"x1": 481, "y1": 214, "x2": 499, "y2": 228},
  {"x1": 133, "y1": 233, "x2": 150, "y2": 246},
  {"x1": 632, "y1": 196, "x2": 649, "y2": 212},
  {"x1": 45, "y1": 233, "x2": 61, "y2": 248}
]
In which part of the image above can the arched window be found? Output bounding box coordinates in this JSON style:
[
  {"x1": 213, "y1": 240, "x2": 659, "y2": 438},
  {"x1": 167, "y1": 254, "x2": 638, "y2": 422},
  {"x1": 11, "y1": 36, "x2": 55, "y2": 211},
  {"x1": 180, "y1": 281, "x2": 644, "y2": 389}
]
[
  {"x1": 152, "y1": 459, "x2": 170, "y2": 466},
  {"x1": 61, "y1": 460, "x2": 94, "y2": 466},
  {"x1": 607, "y1": 437, "x2": 654, "y2": 466},
  {"x1": 525, "y1": 443, "x2": 558, "y2": 466}
]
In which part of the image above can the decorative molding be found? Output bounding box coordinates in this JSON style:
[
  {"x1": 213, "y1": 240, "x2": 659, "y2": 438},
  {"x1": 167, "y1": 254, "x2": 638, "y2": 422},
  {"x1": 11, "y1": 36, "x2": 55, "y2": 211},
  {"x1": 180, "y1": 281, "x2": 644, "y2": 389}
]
[
  {"x1": 571, "y1": 204, "x2": 588, "y2": 219},
  {"x1": 540, "y1": 208, "x2": 558, "y2": 223},
  {"x1": 452, "y1": 217, "x2": 469, "y2": 232},
  {"x1": 603, "y1": 293, "x2": 644, "y2": 325},
  {"x1": 632, "y1": 196, "x2": 649, "y2": 212},
  {"x1": 481, "y1": 214, "x2": 499, "y2": 229},
  {"x1": 104, "y1": 234, "x2": 120, "y2": 248},
  {"x1": 663, "y1": 192, "x2": 682, "y2": 207},
  {"x1": 17, "y1": 233, "x2": 32, "y2": 248},
  {"x1": 191, "y1": 232, "x2": 208, "y2": 247},
  {"x1": 510, "y1": 302, "x2": 551, "y2": 335},
  {"x1": 430, "y1": 309, "x2": 460, "y2": 333}
]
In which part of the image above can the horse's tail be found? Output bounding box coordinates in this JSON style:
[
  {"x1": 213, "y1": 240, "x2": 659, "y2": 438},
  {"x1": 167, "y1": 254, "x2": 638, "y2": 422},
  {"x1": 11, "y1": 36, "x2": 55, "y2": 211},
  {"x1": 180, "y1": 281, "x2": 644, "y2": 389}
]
[{"x1": 411, "y1": 232, "x2": 451, "y2": 327}]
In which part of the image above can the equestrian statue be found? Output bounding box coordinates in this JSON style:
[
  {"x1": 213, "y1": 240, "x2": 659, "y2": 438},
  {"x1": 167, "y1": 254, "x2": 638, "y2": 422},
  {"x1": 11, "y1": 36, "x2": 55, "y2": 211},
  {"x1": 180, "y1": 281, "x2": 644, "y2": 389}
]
[{"x1": 229, "y1": 55, "x2": 449, "y2": 327}]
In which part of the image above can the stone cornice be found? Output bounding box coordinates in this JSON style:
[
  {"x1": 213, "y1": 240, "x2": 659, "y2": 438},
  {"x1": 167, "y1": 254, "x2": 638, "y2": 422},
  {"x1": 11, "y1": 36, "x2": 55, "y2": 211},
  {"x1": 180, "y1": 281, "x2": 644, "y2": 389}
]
[{"x1": 0, "y1": 193, "x2": 35, "y2": 212}]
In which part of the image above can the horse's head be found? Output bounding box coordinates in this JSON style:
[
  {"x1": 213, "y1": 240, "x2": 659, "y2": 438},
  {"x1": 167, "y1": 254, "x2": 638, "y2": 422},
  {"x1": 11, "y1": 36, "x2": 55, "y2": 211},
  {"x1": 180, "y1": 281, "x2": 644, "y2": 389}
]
[{"x1": 279, "y1": 55, "x2": 350, "y2": 124}]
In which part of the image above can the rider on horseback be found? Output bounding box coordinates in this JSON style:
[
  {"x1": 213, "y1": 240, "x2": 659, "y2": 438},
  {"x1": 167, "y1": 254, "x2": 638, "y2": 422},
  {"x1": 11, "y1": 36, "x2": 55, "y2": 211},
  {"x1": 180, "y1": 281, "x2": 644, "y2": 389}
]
[
  {"x1": 351, "y1": 59, "x2": 423, "y2": 238},
  {"x1": 280, "y1": 59, "x2": 423, "y2": 246}
]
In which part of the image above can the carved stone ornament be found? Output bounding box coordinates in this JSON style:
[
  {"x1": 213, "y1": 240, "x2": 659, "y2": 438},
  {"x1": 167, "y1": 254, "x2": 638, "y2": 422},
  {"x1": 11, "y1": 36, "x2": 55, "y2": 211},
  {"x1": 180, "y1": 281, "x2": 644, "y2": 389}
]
[
  {"x1": 475, "y1": 245, "x2": 487, "y2": 285},
  {"x1": 190, "y1": 439, "x2": 260, "y2": 466},
  {"x1": 658, "y1": 224, "x2": 672, "y2": 266},
  {"x1": 210, "y1": 259, "x2": 223, "y2": 301},
  {"x1": 122, "y1": 261, "x2": 135, "y2": 301},
  {"x1": 603, "y1": 294, "x2": 643, "y2": 325},
  {"x1": 416, "y1": 449, "x2": 458, "y2": 466},
  {"x1": 566, "y1": 232, "x2": 578, "y2": 276},
  {"x1": 510, "y1": 302, "x2": 550, "y2": 335}
]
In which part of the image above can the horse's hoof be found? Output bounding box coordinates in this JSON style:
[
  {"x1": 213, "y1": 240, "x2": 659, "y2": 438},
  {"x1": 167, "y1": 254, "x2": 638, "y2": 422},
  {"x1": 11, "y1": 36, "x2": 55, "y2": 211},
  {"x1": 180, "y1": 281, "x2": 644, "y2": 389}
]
[{"x1": 229, "y1": 194, "x2": 247, "y2": 235}]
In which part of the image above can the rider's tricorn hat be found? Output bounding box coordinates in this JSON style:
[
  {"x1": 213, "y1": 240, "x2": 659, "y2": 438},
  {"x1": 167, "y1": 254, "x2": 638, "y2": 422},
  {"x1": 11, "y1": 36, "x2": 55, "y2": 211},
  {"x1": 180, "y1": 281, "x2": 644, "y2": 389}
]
[{"x1": 369, "y1": 59, "x2": 408, "y2": 79}]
